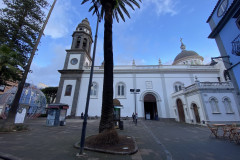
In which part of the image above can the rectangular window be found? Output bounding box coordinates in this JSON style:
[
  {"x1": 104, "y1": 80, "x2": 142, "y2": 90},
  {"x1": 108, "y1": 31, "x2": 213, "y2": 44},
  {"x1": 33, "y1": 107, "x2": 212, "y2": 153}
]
[{"x1": 65, "y1": 85, "x2": 72, "y2": 96}]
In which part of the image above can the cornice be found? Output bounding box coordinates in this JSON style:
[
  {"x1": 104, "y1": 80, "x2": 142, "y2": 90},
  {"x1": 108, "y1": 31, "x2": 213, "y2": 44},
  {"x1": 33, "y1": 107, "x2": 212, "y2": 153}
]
[
  {"x1": 81, "y1": 68, "x2": 220, "y2": 74},
  {"x1": 58, "y1": 69, "x2": 84, "y2": 74}
]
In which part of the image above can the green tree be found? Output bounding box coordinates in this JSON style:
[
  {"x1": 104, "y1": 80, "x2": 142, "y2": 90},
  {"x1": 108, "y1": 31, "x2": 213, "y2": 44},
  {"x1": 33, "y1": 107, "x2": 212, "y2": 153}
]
[
  {"x1": 0, "y1": 45, "x2": 23, "y2": 86},
  {"x1": 82, "y1": 0, "x2": 141, "y2": 134},
  {"x1": 0, "y1": 0, "x2": 49, "y2": 64},
  {"x1": 0, "y1": 0, "x2": 58, "y2": 129},
  {"x1": 41, "y1": 87, "x2": 58, "y2": 103}
]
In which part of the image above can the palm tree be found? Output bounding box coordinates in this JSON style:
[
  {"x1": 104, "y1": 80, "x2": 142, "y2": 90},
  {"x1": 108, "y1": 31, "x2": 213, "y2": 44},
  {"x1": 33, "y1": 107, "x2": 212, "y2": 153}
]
[{"x1": 82, "y1": 0, "x2": 141, "y2": 133}]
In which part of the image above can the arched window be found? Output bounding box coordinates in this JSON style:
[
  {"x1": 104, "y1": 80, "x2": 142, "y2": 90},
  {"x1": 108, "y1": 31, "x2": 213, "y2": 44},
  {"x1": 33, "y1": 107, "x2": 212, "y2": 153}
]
[
  {"x1": 88, "y1": 42, "x2": 91, "y2": 52},
  {"x1": 75, "y1": 36, "x2": 81, "y2": 48},
  {"x1": 83, "y1": 38, "x2": 87, "y2": 50},
  {"x1": 116, "y1": 82, "x2": 126, "y2": 98},
  {"x1": 175, "y1": 85, "x2": 178, "y2": 92},
  {"x1": 65, "y1": 85, "x2": 72, "y2": 96},
  {"x1": 224, "y1": 70, "x2": 231, "y2": 81},
  {"x1": 90, "y1": 82, "x2": 98, "y2": 97},
  {"x1": 209, "y1": 97, "x2": 220, "y2": 113},
  {"x1": 174, "y1": 82, "x2": 184, "y2": 92},
  {"x1": 223, "y1": 97, "x2": 233, "y2": 113}
]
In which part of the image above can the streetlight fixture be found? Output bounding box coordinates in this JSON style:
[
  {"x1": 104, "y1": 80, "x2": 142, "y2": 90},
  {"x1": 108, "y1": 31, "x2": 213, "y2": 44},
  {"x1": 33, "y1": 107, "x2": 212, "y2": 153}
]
[
  {"x1": 78, "y1": 0, "x2": 101, "y2": 155},
  {"x1": 209, "y1": 55, "x2": 232, "y2": 66},
  {"x1": 130, "y1": 89, "x2": 140, "y2": 114}
]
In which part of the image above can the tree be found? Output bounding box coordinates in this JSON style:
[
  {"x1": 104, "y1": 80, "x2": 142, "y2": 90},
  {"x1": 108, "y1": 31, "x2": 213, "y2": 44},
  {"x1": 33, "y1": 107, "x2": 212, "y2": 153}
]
[
  {"x1": 0, "y1": 45, "x2": 23, "y2": 86},
  {"x1": 82, "y1": 0, "x2": 141, "y2": 133},
  {"x1": 0, "y1": 0, "x2": 49, "y2": 65},
  {"x1": 0, "y1": 0, "x2": 58, "y2": 128},
  {"x1": 41, "y1": 87, "x2": 58, "y2": 103}
]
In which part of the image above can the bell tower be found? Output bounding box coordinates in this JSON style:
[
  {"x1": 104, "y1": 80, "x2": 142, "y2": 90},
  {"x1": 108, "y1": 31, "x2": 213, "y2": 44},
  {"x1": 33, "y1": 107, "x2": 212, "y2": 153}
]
[
  {"x1": 63, "y1": 18, "x2": 93, "y2": 70},
  {"x1": 56, "y1": 18, "x2": 93, "y2": 117}
]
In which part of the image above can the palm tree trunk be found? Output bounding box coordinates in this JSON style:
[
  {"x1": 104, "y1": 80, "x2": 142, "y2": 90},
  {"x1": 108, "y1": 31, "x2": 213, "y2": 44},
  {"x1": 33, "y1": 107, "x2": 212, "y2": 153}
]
[{"x1": 99, "y1": 2, "x2": 114, "y2": 133}]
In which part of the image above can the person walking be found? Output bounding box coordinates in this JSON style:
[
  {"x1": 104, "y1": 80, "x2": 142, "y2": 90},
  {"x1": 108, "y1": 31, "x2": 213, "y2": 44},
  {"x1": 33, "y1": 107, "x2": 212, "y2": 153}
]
[
  {"x1": 132, "y1": 112, "x2": 135, "y2": 122},
  {"x1": 135, "y1": 113, "x2": 138, "y2": 125}
]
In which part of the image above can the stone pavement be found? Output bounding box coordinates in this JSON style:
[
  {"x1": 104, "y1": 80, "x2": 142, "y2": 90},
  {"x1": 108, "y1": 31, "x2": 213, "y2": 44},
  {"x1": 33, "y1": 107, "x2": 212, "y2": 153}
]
[{"x1": 0, "y1": 118, "x2": 240, "y2": 160}]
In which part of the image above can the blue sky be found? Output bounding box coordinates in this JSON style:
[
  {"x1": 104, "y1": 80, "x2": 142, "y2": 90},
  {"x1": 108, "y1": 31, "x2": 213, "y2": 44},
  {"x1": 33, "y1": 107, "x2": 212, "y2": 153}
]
[{"x1": 1, "y1": 0, "x2": 220, "y2": 87}]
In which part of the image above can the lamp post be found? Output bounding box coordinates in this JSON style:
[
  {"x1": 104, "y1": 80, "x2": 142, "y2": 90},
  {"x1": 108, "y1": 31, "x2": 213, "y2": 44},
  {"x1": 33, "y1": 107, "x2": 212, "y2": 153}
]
[
  {"x1": 78, "y1": 0, "x2": 101, "y2": 155},
  {"x1": 130, "y1": 89, "x2": 140, "y2": 114}
]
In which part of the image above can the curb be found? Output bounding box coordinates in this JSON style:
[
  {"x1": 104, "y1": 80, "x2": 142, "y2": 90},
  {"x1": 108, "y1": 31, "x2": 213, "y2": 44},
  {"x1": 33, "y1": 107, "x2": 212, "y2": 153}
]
[
  {"x1": 0, "y1": 152, "x2": 22, "y2": 160},
  {"x1": 74, "y1": 136, "x2": 138, "y2": 155}
]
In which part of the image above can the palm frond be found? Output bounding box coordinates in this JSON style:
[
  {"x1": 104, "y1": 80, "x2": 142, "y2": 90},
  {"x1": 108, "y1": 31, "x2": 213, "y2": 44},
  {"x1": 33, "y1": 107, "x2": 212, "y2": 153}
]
[
  {"x1": 116, "y1": 7, "x2": 125, "y2": 22},
  {"x1": 122, "y1": 0, "x2": 135, "y2": 10},
  {"x1": 114, "y1": 9, "x2": 120, "y2": 23},
  {"x1": 89, "y1": 5, "x2": 95, "y2": 12},
  {"x1": 128, "y1": 0, "x2": 140, "y2": 8},
  {"x1": 119, "y1": 2, "x2": 130, "y2": 18},
  {"x1": 81, "y1": 0, "x2": 90, "y2": 5}
]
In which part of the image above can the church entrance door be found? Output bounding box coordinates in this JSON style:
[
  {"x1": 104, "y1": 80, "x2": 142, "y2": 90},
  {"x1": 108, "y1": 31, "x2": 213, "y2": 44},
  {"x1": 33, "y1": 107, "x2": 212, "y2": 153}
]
[
  {"x1": 177, "y1": 99, "x2": 185, "y2": 122},
  {"x1": 144, "y1": 94, "x2": 158, "y2": 120},
  {"x1": 193, "y1": 103, "x2": 200, "y2": 123}
]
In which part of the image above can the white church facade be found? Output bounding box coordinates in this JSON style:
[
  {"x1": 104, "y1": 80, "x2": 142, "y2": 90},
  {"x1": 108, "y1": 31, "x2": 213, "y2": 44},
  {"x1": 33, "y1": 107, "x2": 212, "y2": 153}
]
[{"x1": 56, "y1": 18, "x2": 240, "y2": 125}]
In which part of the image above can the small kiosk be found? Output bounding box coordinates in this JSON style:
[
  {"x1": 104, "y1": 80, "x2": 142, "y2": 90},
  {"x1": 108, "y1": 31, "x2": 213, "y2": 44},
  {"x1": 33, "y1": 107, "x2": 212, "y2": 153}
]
[
  {"x1": 46, "y1": 103, "x2": 69, "y2": 126},
  {"x1": 113, "y1": 99, "x2": 123, "y2": 130}
]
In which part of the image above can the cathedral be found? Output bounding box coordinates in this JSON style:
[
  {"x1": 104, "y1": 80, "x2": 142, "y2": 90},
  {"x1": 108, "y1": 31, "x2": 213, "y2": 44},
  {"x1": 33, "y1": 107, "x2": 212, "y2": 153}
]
[{"x1": 56, "y1": 18, "x2": 240, "y2": 125}]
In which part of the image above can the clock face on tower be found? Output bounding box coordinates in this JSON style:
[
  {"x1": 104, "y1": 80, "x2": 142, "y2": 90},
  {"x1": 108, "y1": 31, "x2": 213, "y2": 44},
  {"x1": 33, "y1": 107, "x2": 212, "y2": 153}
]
[
  {"x1": 217, "y1": 0, "x2": 228, "y2": 17},
  {"x1": 70, "y1": 58, "x2": 78, "y2": 65}
]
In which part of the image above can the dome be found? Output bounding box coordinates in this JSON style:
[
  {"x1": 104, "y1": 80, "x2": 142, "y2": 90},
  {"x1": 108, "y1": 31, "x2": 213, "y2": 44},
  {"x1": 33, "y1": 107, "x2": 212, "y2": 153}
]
[
  {"x1": 76, "y1": 18, "x2": 92, "y2": 33},
  {"x1": 173, "y1": 50, "x2": 202, "y2": 64},
  {"x1": 82, "y1": 18, "x2": 90, "y2": 25},
  {"x1": 172, "y1": 39, "x2": 203, "y2": 65},
  {"x1": 0, "y1": 84, "x2": 47, "y2": 118},
  {"x1": 113, "y1": 99, "x2": 122, "y2": 106}
]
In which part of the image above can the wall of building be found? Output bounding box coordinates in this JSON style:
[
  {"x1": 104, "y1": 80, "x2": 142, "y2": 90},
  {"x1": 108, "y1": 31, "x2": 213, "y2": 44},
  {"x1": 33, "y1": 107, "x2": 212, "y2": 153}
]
[
  {"x1": 71, "y1": 67, "x2": 224, "y2": 119},
  {"x1": 59, "y1": 79, "x2": 76, "y2": 115},
  {"x1": 185, "y1": 92, "x2": 205, "y2": 124},
  {"x1": 202, "y1": 91, "x2": 240, "y2": 123},
  {"x1": 210, "y1": 0, "x2": 234, "y2": 26},
  {"x1": 218, "y1": 15, "x2": 240, "y2": 89}
]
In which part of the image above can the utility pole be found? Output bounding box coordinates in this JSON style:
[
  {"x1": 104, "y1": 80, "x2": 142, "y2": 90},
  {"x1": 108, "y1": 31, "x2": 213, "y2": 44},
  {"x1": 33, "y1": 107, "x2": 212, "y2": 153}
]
[{"x1": 78, "y1": 0, "x2": 101, "y2": 155}]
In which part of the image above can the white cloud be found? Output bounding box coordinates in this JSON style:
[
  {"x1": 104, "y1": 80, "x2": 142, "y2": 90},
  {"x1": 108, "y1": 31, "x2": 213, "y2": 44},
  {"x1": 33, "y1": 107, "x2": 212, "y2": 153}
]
[
  {"x1": 143, "y1": 0, "x2": 179, "y2": 16},
  {"x1": 27, "y1": 44, "x2": 67, "y2": 86},
  {"x1": 44, "y1": 0, "x2": 72, "y2": 39}
]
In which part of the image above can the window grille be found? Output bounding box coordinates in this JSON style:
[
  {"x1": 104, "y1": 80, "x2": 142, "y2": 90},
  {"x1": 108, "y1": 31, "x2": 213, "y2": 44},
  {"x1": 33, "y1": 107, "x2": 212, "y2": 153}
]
[{"x1": 232, "y1": 34, "x2": 240, "y2": 56}]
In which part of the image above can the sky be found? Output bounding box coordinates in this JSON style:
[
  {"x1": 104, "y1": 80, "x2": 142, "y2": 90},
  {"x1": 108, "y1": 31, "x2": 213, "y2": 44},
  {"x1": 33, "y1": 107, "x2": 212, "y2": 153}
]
[{"x1": 1, "y1": 0, "x2": 220, "y2": 87}]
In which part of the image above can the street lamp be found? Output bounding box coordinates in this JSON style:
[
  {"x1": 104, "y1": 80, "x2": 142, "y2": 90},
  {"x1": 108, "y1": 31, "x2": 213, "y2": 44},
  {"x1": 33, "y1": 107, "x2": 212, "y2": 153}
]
[
  {"x1": 130, "y1": 89, "x2": 140, "y2": 114},
  {"x1": 209, "y1": 55, "x2": 232, "y2": 66},
  {"x1": 78, "y1": 0, "x2": 101, "y2": 155}
]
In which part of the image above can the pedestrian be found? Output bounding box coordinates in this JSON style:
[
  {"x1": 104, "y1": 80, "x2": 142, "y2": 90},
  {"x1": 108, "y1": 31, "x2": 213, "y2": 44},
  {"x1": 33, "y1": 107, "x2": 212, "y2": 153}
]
[
  {"x1": 135, "y1": 113, "x2": 138, "y2": 125},
  {"x1": 155, "y1": 112, "x2": 158, "y2": 120},
  {"x1": 81, "y1": 112, "x2": 84, "y2": 119},
  {"x1": 132, "y1": 112, "x2": 135, "y2": 122}
]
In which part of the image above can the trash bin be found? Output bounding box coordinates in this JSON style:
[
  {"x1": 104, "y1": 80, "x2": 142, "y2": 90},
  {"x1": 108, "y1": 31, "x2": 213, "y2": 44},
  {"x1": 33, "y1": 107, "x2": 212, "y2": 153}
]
[
  {"x1": 46, "y1": 103, "x2": 69, "y2": 126},
  {"x1": 119, "y1": 121, "x2": 123, "y2": 130}
]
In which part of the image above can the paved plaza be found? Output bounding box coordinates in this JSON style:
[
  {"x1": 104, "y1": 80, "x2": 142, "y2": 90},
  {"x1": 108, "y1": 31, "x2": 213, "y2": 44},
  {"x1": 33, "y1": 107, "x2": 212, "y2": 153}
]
[{"x1": 0, "y1": 118, "x2": 240, "y2": 160}]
